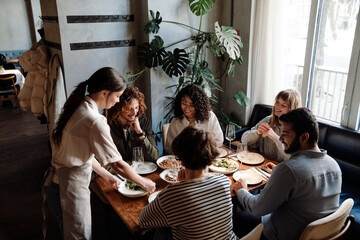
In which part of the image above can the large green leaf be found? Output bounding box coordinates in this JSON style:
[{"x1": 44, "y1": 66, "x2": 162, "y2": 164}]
[
  {"x1": 144, "y1": 10, "x2": 162, "y2": 34},
  {"x1": 162, "y1": 48, "x2": 190, "y2": 77},
  {"x1": 207, "y1": 34, "x2": 225, "y2": 57},
  {"x1": 188, "y1": 0, "x2": 215, "y2": 16},
  {"x1": 234, "y1": 90, "x2": 250, "y2": 106},
  {"x1": 227, "y1": 55, "x2": 243, "y2": 76},
  {"x1": 214, "y1": 22, "x2": 243, "y2": 60},
  {"x1": 137, "y1": 36, "x2": 166, "y2": 68}
]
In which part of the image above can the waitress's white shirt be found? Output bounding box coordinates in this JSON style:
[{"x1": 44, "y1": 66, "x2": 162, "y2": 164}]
[
  {"x1": 52, "y1": 96, "x2": 122, "y2": 170},
  {"x1": 165, "y1": 111, "x2": 224, "y2": 154}
]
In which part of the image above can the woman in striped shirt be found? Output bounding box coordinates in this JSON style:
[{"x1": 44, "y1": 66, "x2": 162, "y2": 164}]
[{"x1": 139, "y1": 127, "x2": 239, "y2": 240}]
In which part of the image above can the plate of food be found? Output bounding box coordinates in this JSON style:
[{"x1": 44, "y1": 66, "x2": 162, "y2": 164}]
[
  {"x1": 118, "y1": 180, "x2": 148, "y2": 198},
  {"x1": 238, "y1": 152, "x2": 265, "y2": 165},
  {"x1": 156, "y1": 155, "x2": 181, "y2": 170},
  {"x1": 209, "y1": 158, "x2": 239, "y2": 174},
  {"x1": 148, "y1": 191, "x2": 161, "y2": 203},
  {"x1": 159, "y1": 169, "x2": 180, "y2": 184},
  {"x1": 132, "y1": 162, "x2": 157, "y2": 175},
  {"x1": 233, "y1": 169, "x2": 263, "y2": 185},
  {"x1": 217, "y1": 148, "x2": 228, "y2": 158}
]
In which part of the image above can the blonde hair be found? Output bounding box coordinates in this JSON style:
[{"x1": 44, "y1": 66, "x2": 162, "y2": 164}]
[{"x1": 269, "y1": 89, "x2": 302, "y2": 128}]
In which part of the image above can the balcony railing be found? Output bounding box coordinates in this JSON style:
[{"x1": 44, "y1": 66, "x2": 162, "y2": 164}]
[{"x1": 285, "y1": 64, "x2": 348, "y2": 123}]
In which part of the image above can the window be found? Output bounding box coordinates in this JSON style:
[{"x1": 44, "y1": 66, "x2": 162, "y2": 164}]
[{"x1": 283, "y1": 0, "x2": 360, "y2": 129}]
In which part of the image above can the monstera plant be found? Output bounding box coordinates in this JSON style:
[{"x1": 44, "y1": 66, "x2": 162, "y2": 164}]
[{"x1": 128, "y1": 0, "x2": 249, "y2": 129}]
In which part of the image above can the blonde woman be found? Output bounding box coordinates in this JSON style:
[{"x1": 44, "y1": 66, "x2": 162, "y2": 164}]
[{"x1": 241, "y1": 89, "x2": 302, "y2": 162}]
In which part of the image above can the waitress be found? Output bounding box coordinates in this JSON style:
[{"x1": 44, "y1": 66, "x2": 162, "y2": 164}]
[{"x1": 45, "y1": 67, "x2": 155, "y2": 239}]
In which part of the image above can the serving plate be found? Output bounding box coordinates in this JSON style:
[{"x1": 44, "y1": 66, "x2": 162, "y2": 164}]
[
  {"x1": 159, "y1": 169, "x2": 180, "y2": 184},
  {"x1": 132, "y1": 162, "x2": 157, "y2": 175},
  {"x1": 209, "y1": 158, "x2": 239, "y2": 174},
  {"x1": 148, "y1": 191, "x2": 161, "y2": 203},
  {"x1": 233, "y1": 169, "x2": 263, "y2": 185},
  {"x1": 117, "y1": 181, "x2": 148, "y2": 198},
  {"x1": 156, "y1": 155, "x2": 181, "y2": 170},
  {"x1": 238, "y1": 152, "x2": 265, "y2": 165},
  {"x1": 217, "y1": 148, "x2": 228, "y2": 158}
]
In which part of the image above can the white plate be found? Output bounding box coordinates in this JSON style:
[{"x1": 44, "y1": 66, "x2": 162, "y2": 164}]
[
  {"x1": 233, "y1": 169, "x2": 263, "y2": 185},
  {"x1": 238, "y1": 152, "x2": 265, "y2": 165},
  {"x1": 131, "y1": 162, "x2": 157, "y2": 175},
  {"x1": 156, "y1": 155, "x2": 180, "y2": 169},
  {"x1": 118, "y1": 181, "x2": 148, "y2": 198},
  {"x1": 160, "y1": 169, "x2": 180, "y2": 184},
  {"x1": 217, "y1": 148, "x2": 228, "y2": 157},
  {"x1": 209, "y1": 158, "x2": 239, "y2": 174},
  {"x1": 148, "y1": 191, "x2": 161, "y2": 203}
]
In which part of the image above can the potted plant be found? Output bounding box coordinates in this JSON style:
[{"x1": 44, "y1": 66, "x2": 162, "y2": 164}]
[{"x1": 128, "y1": 0, "x2": 249, "y2": 130}]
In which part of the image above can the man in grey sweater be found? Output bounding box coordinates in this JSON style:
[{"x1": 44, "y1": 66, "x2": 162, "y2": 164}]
[{"x1": 232, "y1": 108, "x2": 342, "y2": 240}]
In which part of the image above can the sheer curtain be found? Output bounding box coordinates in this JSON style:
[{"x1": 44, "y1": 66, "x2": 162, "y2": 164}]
[{"x1": 249, "y1": 0, "x2": 287, "y2": 110}]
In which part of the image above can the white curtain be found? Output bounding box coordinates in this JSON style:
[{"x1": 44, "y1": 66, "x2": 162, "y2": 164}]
[{"x1": 249, "y1": 0, "x2": 287, "y2": 110}]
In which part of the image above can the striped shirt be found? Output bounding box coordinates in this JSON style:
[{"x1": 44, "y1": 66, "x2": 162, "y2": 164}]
[{"x1": 139, "y1": 174, "x2": 239, "y2": 240}]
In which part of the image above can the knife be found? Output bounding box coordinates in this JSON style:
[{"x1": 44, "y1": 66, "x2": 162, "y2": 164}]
[{"x1": 252, "y1": 167, "x2": 269, "y2": 181}]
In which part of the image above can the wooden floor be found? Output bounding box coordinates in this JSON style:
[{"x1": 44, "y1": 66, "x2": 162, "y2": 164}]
[{"x1": 0, "y1": 107, "x2": 61, "y2": 240}]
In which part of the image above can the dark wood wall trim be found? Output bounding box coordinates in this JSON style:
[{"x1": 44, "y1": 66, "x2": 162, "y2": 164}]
[
  {"x1": 70, "y1": 40, "x2": 135, "y2": 51},
  {"x1": 43, "y1": 40, "x2": 62, "y2": 50},
  {"x1": 40, "y1": 16, "x2": 59, "y2": 23},
  {"x1": 67, "y1": 15, "x2": 134, "y2": 23}
]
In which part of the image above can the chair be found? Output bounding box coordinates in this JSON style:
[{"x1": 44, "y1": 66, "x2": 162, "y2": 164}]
[
  {"x1": 240, "y1": 223, "x2": 263, "y2": 240},
  {"x1": 162, "y1": 123, "x2": 170, "y2": 154},
  {"x1": 299, "y1": 198, "x2": 354, "y2": 240},
  {"x1": 0, "y1": 74, "x2": 21, "y2": 113}
]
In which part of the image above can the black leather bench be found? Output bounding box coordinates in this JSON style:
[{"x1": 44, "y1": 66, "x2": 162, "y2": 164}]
[{"x1": 237, "y1": 104, "x2": 360, "y2": 237}]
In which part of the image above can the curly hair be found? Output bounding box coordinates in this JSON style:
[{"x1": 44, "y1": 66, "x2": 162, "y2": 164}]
[
  {"x1": 107, "y1": 86, "x2": 147, "y2": 124},
  {"x1": 172, "y1": 127, "x2": 219, "y2": 170},
  {"x1": 173, "y1": 84, "x2": 210, "y2": 123}
]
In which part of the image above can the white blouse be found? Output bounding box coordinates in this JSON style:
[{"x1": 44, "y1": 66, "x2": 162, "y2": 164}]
[
  {"x1": 52, "y1": 96, "x2": 122, "y2": 169},
  {"x1": 165, "y1": 111, "x2": 224, "y2": 154}
]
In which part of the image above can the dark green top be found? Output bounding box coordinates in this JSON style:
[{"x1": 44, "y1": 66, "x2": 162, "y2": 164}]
[{"x1": 109, "y1": 114, "x2": 159, "y2": 164}]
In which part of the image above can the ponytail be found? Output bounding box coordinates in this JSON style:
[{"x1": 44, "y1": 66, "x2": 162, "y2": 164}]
[
  {"x1": 52, "y1": 67, "x2": 126, "y2": 146},
  {"x1": 52, "y1": 81, "x2": 88, "y2": 146}
]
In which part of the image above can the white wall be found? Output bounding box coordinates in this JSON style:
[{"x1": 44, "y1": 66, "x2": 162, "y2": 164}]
[
  {"x1": 0, "y1": 0, "x2": 32, "y2": 50},
  {"x1": 54, "y1": 0, "x2": 147, "y2": 97}
]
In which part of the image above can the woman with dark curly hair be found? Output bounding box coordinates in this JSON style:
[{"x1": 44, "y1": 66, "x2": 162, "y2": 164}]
[
  {"x1": 140, "y1": 127, "x2": 238, "y2": 239},
  {"x1": 106, "y1": 86, "x2": 159, "y2": 163},
  {"x1": 165, "y1": 84, "x2": 223, "y2": 154}
]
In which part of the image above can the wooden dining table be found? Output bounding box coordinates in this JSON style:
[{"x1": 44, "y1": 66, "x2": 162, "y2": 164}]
[{"x1": 94, "y1": 146, "x2": 278, "y2": 235}]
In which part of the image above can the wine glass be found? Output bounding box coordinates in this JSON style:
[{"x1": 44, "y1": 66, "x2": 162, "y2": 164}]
[
  {"x1": 225, "y1": 124, "x2": 236, "y2": 153},
  {"x1": 132, "y1": 147, "x2": 144, "y2": 171}
]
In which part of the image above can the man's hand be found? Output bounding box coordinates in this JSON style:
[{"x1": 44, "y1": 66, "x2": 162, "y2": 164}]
[
  {"x1": 265, "y1": 162, "x2": 276, "y2": 174},
  {"x1": 231, "y1": 178, "x2": 247, "y2": 194}
]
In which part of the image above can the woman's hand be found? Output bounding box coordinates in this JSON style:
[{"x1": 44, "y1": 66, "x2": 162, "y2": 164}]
[
  {"x1": 141, "y1": 177, "x2": 156, "y2": 193},
  {"x1": 265, "y1": 162, "x2": 276, "y2": 174},
  {"x1": 257, "y1": 123, "x2": 279, "y2": 140},
  {"x1": 231, "y1": 178, "x2": 247, "y2": 194},
  {"x1": 105, "y1": 174, "x2": 121, "y2": 189}
]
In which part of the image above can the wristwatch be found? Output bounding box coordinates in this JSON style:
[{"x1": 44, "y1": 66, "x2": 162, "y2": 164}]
[{"x1": 136, "y1": 131, "x2": 145, "y2": 138}]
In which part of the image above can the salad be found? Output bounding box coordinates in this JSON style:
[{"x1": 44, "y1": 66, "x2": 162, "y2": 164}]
[
  {"x1": 212, "y1": 158, "x2": 238, "y2": 171},
  {"x1": 165, "y1": 174, "x2": 179, "y2": 182},
  {"x1": 159, "y1": 156, "x2": 181, "y2": 168},
  {"x1": 125, "y1": 180, "x2": 145, "y2": 192}
]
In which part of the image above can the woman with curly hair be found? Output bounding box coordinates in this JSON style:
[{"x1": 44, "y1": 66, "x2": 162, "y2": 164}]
[
  {"x1": 241, "y1": 89, "x2": 302, "y2": 162},
  {"x1": 106, "y1": 86, "x2": 159, "y2": 163},
  {"x1": 165, "y1": 84, "x2": 223, "y2": 154}
]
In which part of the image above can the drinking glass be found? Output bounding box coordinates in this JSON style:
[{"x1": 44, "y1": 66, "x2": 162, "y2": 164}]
[
  {"x1": 132, "y1": 147, "x2": 144, "y2": 170},
  {"x1": 236, "y1": 142, "x2": 247, "y2": 169},
  {"x1": 225, "y1": 124, "x2": 236, "y2": 153}
]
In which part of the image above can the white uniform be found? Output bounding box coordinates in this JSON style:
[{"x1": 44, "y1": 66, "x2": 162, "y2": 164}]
[
  {"x1": 51, "y1": 96, "x2": 122, "y2": 239},
  {"x1": 165, "y1": 111, "x2": 224, "y2": 154}
]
